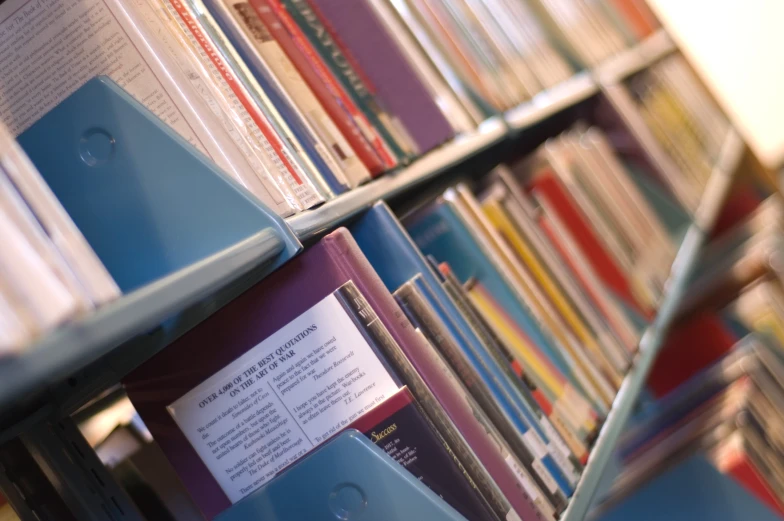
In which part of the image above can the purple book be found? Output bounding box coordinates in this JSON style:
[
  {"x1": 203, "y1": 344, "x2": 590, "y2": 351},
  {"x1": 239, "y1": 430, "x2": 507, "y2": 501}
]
[
  {"x1": 304, "y1": 0, "x2": 454, "y2": 154},
  {"x1": 124, "y1": 229, "x2": 541, "y2": 521}
]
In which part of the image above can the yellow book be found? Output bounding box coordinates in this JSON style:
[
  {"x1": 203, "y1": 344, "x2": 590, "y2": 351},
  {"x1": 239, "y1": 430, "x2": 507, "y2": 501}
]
[
  {"x1": 483, "y1": 197, "x2": 625, "y2": 392},
  {"x1": 467, "y1": 281, "x2": 599, "y2": 437},
  {"x1": 451, "y1": 187, "x2": 615, "y2": 412}
]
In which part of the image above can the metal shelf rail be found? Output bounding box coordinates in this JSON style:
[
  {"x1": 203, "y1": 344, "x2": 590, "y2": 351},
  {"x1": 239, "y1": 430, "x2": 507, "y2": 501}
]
[
  {"x1": 559, "y1": 128, "x2": 744, "y2": 521},
  {"x1": 0, "y1": 230, "x2": 284, "y2": 415}
]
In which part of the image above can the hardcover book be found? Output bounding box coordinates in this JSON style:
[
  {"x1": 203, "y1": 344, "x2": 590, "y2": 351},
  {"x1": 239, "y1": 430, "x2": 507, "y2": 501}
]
[{"x1": 349, "y1": 386, "x2": 501, "y2": 521}]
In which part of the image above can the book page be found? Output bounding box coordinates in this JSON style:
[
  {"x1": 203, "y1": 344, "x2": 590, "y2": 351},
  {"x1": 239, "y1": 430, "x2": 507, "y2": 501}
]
[
  {"x1": 0, "y1": 0, "x2": 207, "y2": 154},
  {"x1": 168, "y1": 285, "x2": 400, "y2": 502}
]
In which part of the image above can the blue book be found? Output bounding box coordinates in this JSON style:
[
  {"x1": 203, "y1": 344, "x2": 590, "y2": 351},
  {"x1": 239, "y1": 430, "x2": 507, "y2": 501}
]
[
  {"x1": 403, "y1": 198, "x2": 588, "y2": 396},
  {"x1": 193, "y1": 0, "x2": 347, "y2": 196},
  {"x1": 350, "y1": 203, "x2": 580, "y2": 492},
  {"x1": 17, "y1": 76, "x2": 300, "y2": 293},
  {"x1": 216, "y1": 430, "x2": 469, "y2": 521}
]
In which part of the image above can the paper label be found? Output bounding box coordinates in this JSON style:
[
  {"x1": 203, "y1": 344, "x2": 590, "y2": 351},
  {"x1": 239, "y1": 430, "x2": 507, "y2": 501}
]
[
  {"x1": 507, "y1": 510, "x2": 523, "y2": 521},
  {"x1": 522, "y1": 429, "x2": 549, "y2": 460},
  {"x1": 504, "y1": 455, "x2": 552, "y2": 520},
  {"x1": 532, "y1": 458, "x2": 559, "y2": 495},
  {"x1": 168, "y1": 292, "x2": 399, "y2": 502}
]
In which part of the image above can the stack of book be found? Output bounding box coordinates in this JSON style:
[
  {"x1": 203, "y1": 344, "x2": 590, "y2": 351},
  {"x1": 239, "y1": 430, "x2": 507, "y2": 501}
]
[
  {"x1": 0, "y1": 124, "x2": 119, "y2": 356},
  {"x1": 119, "y1": 123, "x2": 678, "y2": 520}
]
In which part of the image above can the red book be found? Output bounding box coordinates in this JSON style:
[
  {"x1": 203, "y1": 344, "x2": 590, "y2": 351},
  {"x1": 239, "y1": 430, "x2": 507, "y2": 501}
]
[
  {"x1": 717, "y1": 442, "x2": 784, "y2": 517},
  {"x1": 167, "y1": 0, "x2": 303, "y2": 185},
  {"x1": 526, "y1": 169, "x2": 648, "y2": 317},
  {"x1": 250, "y1": 0, "x2": 392, "y2": 174},
  {"x1": 647, "y1": 313, "x2": 738, "y2": 397}
]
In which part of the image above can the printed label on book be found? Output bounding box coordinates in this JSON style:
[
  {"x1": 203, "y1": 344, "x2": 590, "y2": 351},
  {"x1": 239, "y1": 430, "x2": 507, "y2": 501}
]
[{"x1": 168, "y1": 289, "x2": 399, "y2": 502}]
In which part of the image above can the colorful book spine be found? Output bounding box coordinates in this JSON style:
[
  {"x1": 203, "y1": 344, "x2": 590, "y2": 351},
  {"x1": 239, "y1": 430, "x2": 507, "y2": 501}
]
[
  {"x1": 280, "y1": 0, "x2": 413, "y2": 162},
  {"x1": 306, "y1": 0, "x2": 455, "y2": 154}
]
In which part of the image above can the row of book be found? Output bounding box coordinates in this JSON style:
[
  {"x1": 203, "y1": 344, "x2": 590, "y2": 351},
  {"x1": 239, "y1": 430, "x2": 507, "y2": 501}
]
[
  {"x1": 586, "y1": 196, "x2": 784, "y2": 518},
  {"x1": 606, "y1": 53, "x2": 732, "y2": 212},
  {"x1": 114, "y1": 121, "x2": 684, "y2": 521},
  {"x1": 0, "y1": 0, "x2": 662, "y2": 220},
  {"x1": 0, "y1": 125, "x2": 119, "y2": 355}
]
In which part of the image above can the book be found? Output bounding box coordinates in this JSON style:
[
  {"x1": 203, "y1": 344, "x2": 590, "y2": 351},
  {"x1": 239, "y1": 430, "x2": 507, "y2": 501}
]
[
  {"x1": 483, "y1": 167, "x2": 633, "y2": 364},
  {"x1": 451, "y1": 183, "x2": 619, "y2": 406},
  {"x1": 124, "y1": 229, "x2": 544, "y2": 521},
  {"x1": 214, "y1": 430, "x2": 472, "y2": 521},
  {"x1": 164, "y1": 0, "x2": 329, "y2": 207},
  {"x1": 395, "y1": 277, "x2": 572, "y2": 505},
  {"x1": 348, "y1": 387, "x2": 501, "y2": 521},
  {"x1": 404, "y1": 197, "x2": 601, "y2": 438},
  {"x1": 272, "y1": 0, "x2": 410, "y2": 164},
  {"x1": 479, "y1": 182, "x2": 627, "y2": 384},
  {"x1": 212, "y1": 0, "x2": 389, "y2": 179},
  {"x1": 200, "y1": 0, "x2": 367, "y2": 190},
  {"x1": 306, "y1": 0, "x2": 455, "y2": 154},
  {"x1": 350, "y1": 202, "x2": 584, "y2": 477},
  {"x1": 518, "y1": 159, "x2": 649, "y2": 316}
]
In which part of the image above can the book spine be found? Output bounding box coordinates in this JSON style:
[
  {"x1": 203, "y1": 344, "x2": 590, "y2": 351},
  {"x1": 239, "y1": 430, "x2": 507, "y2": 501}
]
[
  {"x1": 210, "y1": 0, "x2": 356, "y2": 191},
  {"x1": 281, "y1": 0, "x2": 413, "y2": 163},
  {"x1": 438, "y1": 264, "x2": 589, "y2": 466},
  {"x1": 323, "y1": 228, "x2": 547, "y2": 521},
  {"x1": 227, "y1": 2, "x2": 384, "y2": 179},
  {"x1": 164, "y1": 0, "x2": 322, "y2": 208},
  {"x1": 253, "y1": 0, "x2": 397, "y2": 173},
  {"x1": 394, "y1": 280, "x2": 569, "y2": 511},
  {"x1": 334, "y1": 285, "x2": 503, "y2": 521}
]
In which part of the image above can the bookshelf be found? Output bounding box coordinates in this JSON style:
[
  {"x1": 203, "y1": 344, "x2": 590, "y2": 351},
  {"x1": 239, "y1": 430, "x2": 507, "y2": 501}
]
[
  {"x1": 0, "y1": 230, "x2": 284, "y2": 416},
  {"x1": 0, "y1": 17, "x2": 758, "y2": 521},
  {"x1": 287, "y1": 117, "x2": 507, "y2": 241},
  {"x1": 560, "y1": 128, "x2": 744, "y2": 521}
]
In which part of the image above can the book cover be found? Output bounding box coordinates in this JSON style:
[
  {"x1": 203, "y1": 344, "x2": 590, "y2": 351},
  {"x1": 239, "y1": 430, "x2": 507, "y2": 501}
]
[
  {"x1": 306, "y1": 0, "x2": 454, "y2": 154},
  {"x1": 124, "y1": 229, "x2": 544, "y2": 521},
  {"x1": 350, "y1": 202, "x2": 584, "y2": 478},
  {"x1": 349, "y1": 386, "x2": 501, "y2": 521}
]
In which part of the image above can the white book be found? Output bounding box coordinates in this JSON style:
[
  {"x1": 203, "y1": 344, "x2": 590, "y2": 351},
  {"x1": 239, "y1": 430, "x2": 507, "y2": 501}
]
[
  {"x1": 0, "y1": 126, "x2": 120, "y2": 306},
  {"x1": 182, "y1": 0, "x2": 330, "y2": 206},
  {"x1": 119, "y1": 0, "x2": 302, "y2": 213},
  {"x1": 0, "y1": 280, "x2": 33, "y2": 356},
  {"x1": 0, "y1": 165, "x2": 93, "y2": 312},
  {"x1": 0, "y1": 205, "x2": 78, "y2": 333},
  {"x1": 215, "y1": 0, "x2": 367, "y2": 188}
]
